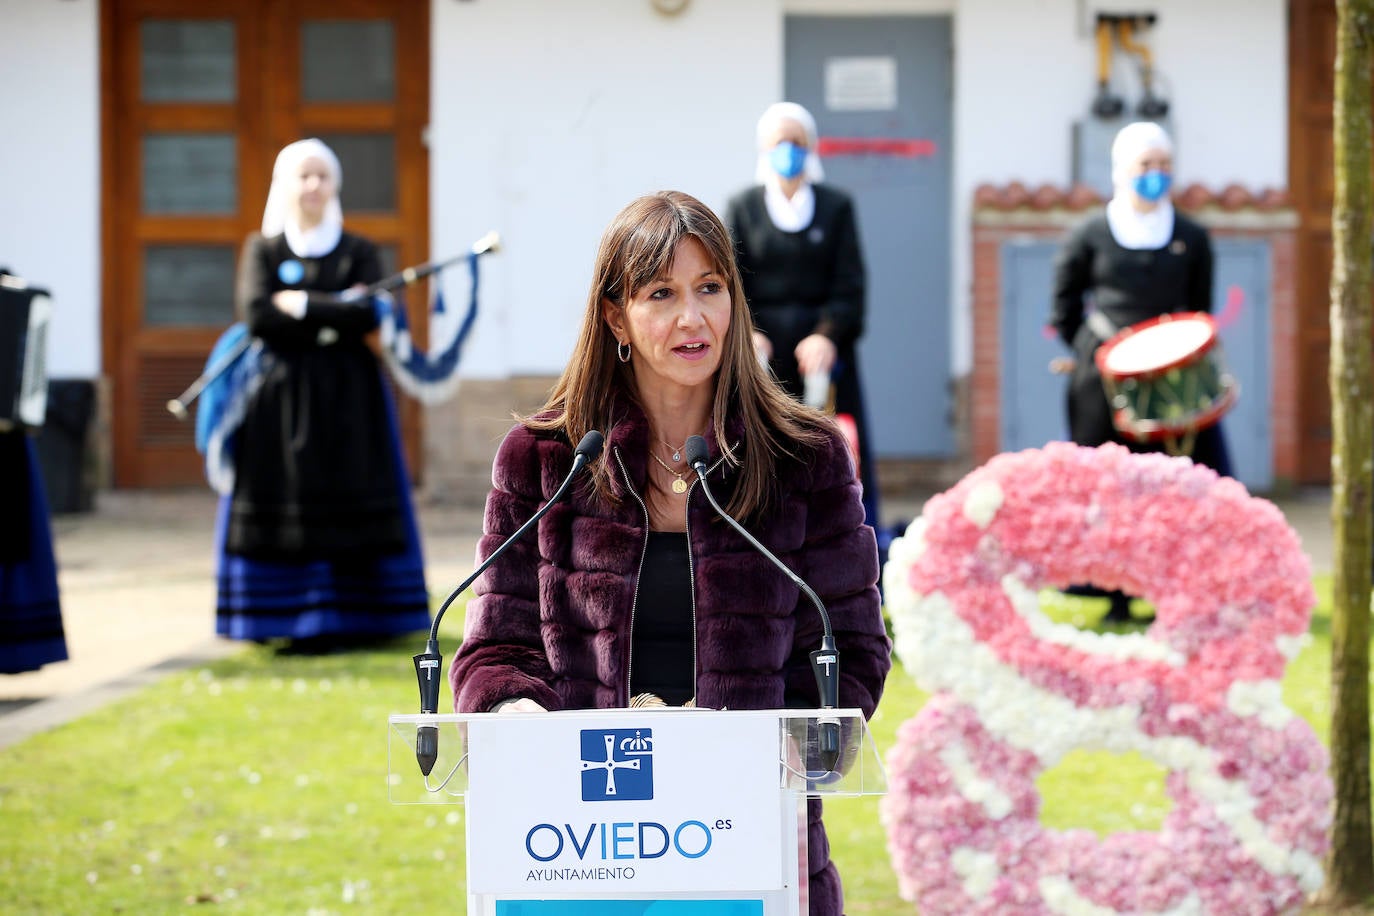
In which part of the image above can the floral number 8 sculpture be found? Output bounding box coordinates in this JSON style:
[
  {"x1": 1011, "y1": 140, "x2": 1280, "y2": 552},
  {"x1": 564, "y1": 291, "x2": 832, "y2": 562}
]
[{"x1": 880, "y1": 443, "x2": 1331, "y2": 915}]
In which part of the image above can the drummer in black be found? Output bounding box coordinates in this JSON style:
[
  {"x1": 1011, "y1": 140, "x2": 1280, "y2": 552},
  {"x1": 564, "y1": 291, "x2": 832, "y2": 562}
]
[{"x1": 1050, "y1": 121, "x2": 1230, "y2": 620}]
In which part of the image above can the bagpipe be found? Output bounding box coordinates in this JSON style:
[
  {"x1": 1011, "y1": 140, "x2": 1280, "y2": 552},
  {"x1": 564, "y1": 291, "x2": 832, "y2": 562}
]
[{"x1": 175, "y1": 231, "x2": 500, "y2": 494}]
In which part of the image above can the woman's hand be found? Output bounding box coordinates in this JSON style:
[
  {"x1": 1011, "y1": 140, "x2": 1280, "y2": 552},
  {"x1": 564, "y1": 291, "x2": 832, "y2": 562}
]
[
  {"x1": 492, "y1": 697, "x2": 547, "y2": 714},
  {"x1": 795, "y1": 333, "x2": 837, "y2": 376},
  {"x1": 271, "y1": 289, "x2": 308, "y2": 318},
  {"x1": 337, "y1": 282, "x2": 370, "y2": 303}
]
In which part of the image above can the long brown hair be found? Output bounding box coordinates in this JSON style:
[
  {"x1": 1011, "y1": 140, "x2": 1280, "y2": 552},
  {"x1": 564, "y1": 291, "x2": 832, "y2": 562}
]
[{"x1": 525, "y1": 190, "x2": 828, "y2": 520}]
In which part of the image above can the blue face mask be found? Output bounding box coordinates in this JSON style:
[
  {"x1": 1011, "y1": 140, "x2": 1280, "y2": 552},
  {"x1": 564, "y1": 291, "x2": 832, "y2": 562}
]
[
  {"x1": 1133, "y1": 170, "x2": 1172, "y2": 202},
  {"x1": 769, "y1": 141, "x2": 808, "y2": 180}
]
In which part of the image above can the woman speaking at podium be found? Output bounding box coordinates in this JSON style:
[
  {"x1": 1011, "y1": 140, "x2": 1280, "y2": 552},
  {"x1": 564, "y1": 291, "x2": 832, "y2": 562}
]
[{"x1": 449, "y1": 191, "x2": 891, "y2": 915}]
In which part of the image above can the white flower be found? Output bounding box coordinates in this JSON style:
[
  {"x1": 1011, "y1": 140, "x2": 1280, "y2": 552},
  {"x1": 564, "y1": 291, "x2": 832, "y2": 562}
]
[
  {"x1": 1294, "y1": 852, "x2": 1326, "y2": 893},
  {"x1": 1227, "y1": 679, "x2": 1294, "y2": 728},
  {"x1": 962, "y1": 481, "x2": 1004, "y2": 528},
  {"x1": 1039, "y1": 876, "x2": 1203, "y2": 915},
  {"x1": 1277, "y1": 632, "x2": 1310, "y2": 659},
  {"x1": 940, "y1": 744, "x2": 1013, "y2": 820},
  {"x1": 1003, "y1": 575, "x2": 1184, "y2": 666},
  {"x1": 951, "y1": 847, "x2": 1000, "y2": 899}
]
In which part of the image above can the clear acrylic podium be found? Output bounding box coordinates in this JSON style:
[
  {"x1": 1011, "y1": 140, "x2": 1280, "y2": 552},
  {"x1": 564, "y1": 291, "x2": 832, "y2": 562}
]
[{"x1": 388, "y1": 707, "x2": 886, "y2": 916}]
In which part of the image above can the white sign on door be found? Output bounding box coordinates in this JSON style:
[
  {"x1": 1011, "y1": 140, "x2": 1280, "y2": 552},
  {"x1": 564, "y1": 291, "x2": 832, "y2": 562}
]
[{"x1": 824, "y1": 56, "x2": 898, "y2": 111}]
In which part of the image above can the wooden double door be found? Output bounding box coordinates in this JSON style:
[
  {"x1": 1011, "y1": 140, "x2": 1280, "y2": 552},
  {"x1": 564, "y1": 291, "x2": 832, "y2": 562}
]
[
  {"x1": 1289, "y1": 0, "x2": 1374, "y2": 484},
  {"x1": 102, "y1": 0, "x2": 429, "y2": 487}
]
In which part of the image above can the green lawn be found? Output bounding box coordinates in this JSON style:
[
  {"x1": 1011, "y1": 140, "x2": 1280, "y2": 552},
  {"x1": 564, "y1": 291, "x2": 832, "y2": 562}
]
[{"x1": 0, "y1": 581, "x2": 1368, "y2": 914}]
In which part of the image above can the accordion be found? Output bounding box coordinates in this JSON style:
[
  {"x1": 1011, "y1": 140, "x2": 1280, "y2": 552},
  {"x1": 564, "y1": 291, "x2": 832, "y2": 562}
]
[{"x1": 0, "y1": 274, "x2": 51, "y2": 431}]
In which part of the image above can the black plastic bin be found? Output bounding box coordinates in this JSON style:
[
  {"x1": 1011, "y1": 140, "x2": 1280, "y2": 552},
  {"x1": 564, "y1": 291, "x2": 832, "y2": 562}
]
[{"x1": 34, "y1": 379, "x2": 96, "y2": 515}]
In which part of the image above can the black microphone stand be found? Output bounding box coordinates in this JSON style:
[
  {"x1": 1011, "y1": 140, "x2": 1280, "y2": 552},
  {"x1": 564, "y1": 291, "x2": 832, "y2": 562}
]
[
  {"x1": 683, "y1": 436, "x2": 843, "y2": 773},
  {"x1": 411, "y1": 429, "x2": 604, "y2": 775}
]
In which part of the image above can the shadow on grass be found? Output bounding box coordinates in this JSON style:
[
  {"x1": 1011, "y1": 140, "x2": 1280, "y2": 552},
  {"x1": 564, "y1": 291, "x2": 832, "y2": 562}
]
[
  {"x1": 1308, "y1": 612, "x2": 1333, "y2": 640},
  {"x1": 205, "y1": 631, "x2": 433, "y2": 682}
]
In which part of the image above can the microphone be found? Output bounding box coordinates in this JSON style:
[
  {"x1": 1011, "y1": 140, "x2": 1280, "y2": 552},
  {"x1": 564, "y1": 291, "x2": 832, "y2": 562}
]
[
  {"x1": 683, "y1": 436, "x2": 842, "y2": 773},
  {"x1": 411, "y1": 428, "x2": 604, "y2": 775}
]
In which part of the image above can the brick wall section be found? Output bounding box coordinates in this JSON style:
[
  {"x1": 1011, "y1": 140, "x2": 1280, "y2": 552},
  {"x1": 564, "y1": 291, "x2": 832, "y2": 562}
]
[
  {"x1": 969, "y1": 229, "x2": 1004, "y2": 465},
  {"x1": 967, "y1": 208, "x2": 1083, "y2": 466},
  {"x1": 969, "y1": 185, "x2": 1298, "y2": 487},
  {"x1": 421, "y1": 375, "x2": 557, "y2": 507},
  {"x1": 1268, "y1": 231, "x2": 1299, "y2": 482}
]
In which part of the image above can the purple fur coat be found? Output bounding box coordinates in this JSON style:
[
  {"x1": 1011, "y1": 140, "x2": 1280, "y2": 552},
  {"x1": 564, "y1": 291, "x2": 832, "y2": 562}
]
[{"x1": 450, "y1": 399, "x2": 892, "y2": 916}]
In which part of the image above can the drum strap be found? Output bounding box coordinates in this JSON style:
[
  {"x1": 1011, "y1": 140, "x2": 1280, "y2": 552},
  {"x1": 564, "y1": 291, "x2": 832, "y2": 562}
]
[{"x1": 1086, "y1": 310, "x2": 1119, "y2": 343}]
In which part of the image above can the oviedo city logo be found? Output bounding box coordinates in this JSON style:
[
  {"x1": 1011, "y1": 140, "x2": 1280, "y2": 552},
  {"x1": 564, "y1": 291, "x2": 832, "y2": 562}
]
[
  {"x1": 580, "y1": 728, "x2": 654, "y2": 802},
  {"x1": 520, "y1": 726, "x2": 729, "y2": 877}
]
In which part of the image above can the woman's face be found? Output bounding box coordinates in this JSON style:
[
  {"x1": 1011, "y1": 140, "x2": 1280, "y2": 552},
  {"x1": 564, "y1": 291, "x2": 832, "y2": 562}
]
[
  {"x1": 761, "y1": 116, "x2": 810, "y2": 152},
  {"x1": 1128, "y1": 146, "x2": 1172, "y2": 178},
  {"x1": 603, "y1": 237, "x2": 732, "y2": 401},
  {"x1": 294, "y1": 155, "x2": 336, "y2": 224}
]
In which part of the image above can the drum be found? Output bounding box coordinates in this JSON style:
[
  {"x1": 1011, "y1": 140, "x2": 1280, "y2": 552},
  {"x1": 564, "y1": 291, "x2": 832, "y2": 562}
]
[{"x1": 1095, "y1": 312, "x2": 1238, "y2": 447}]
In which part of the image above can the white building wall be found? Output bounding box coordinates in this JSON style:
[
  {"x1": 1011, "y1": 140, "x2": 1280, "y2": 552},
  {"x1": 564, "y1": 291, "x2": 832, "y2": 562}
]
[
  {"x1": 0, "y1": 0, "x2": 101, "y2": 379},
  {"x1": 430, "y1": 0, "x2": 784, "y2": 379}
]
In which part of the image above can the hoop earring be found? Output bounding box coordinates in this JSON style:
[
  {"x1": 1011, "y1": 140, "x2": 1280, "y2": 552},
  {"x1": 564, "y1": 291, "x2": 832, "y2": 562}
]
[{"x1": 617, "y1": 340, "x2": 631, "y2": 363}]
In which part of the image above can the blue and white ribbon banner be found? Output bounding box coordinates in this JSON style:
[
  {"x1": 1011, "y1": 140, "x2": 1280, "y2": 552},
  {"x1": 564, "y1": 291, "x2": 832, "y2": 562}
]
[{"x1": 373, "y1": 250, "x2": 481, "y2": 406}]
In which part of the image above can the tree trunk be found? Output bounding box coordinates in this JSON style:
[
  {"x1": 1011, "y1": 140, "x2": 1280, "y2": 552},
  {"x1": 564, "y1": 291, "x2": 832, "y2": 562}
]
[{"x1": 1324, "y1": 0, "x2": 1374, "y2": 904}]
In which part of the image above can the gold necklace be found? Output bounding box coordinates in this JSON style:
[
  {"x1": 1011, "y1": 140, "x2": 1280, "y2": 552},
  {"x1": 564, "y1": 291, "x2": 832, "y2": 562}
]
[{"x1": 649, "y1": 450, "x2": 689, "y2": 494}]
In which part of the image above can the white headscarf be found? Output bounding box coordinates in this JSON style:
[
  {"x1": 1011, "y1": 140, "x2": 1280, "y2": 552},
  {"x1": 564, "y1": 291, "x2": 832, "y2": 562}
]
[
  {"x1": 754, "y1": 102, "x2": 826, "y2": 232},
  {"x1": 1106, "y1": 121, "x2": 1175, "y2": 250},
  {"x1": 261, "y1": 138, "x2": 344, "y2": 258}
]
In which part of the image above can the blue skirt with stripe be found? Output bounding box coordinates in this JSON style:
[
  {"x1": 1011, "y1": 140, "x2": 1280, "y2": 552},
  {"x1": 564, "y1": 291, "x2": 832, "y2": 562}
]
[
  {"x1": 214, "y1": 387, "x2": 431, "y2": 643},
  {"x1": 0, "y1": 438, "x2": 67, "y2": 674}
]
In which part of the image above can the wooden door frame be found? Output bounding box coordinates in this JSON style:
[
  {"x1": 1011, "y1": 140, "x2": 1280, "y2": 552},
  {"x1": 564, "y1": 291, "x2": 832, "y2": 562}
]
[
  {"x1": 1287, "y1": 0, "x2": 1333, "y2": 484},
  {"x1": 100, "y1": 0, "x2": 430, "y2": 488}
]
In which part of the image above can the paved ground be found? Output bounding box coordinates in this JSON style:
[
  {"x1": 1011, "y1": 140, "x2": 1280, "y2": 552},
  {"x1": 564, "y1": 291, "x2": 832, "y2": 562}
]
[
  {"x1": 0, "y1": 483, "x2": 1338, "y2": 750},
  {"x1": 0, "y1": 488, "x2": 485, "y2": 749}
]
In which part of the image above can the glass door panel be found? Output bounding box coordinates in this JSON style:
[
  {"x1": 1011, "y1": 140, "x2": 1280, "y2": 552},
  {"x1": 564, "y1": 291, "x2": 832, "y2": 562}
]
[
  {"x1": 140, "y1": 133, "x2": 238, "y2": 214},
  {"x1": 315, "y1": 132, "x2": 397, "y2": 212},
  {"x1": 140, "y1": 18, "x2": 236, "y2": 102},
  {"x1": 142, "y1": 246, "x2": 238, "y2": 326},
  {"x1": 301, "y1": 20, "x2": 395, "y2": 102}
]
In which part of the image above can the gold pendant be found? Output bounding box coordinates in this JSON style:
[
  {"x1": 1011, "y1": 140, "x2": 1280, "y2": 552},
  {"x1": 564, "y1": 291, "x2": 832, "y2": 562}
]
[{"x1": 671, "y1": 478, "x2": 688, "y2": 494}]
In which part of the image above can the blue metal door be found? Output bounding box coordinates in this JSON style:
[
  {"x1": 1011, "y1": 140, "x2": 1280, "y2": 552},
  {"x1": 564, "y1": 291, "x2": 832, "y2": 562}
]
[
  {"x1": 784, "y1": 15, "x2": 954, "y2": 457},
  {"x1": 1211, "y1": 239, "x2": 1273, "y2": 491},
  {"x1": 1000, "y1": 241, "x2": 1069, "y2": 450}
]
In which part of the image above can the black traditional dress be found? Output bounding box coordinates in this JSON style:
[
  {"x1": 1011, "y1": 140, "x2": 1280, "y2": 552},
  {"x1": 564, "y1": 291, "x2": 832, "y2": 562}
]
[
  {"x1": 725, "y1": 184, "x2": 877, "y2": 525},
  {"x1": 0, "y1": 431, "x2": 66, "y2": 673},
  {"x1": 1050, "y1": 211, "x2": 1229, "y2": 472},
  {"x1": 215, "y1": 231, "x2": 429, "y2": 642}
]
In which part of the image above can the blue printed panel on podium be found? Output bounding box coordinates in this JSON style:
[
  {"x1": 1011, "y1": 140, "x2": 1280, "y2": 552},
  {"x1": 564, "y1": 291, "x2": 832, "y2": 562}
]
[{"x1": 496, "y1": 902, "x2": 763, "y2": 915}]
